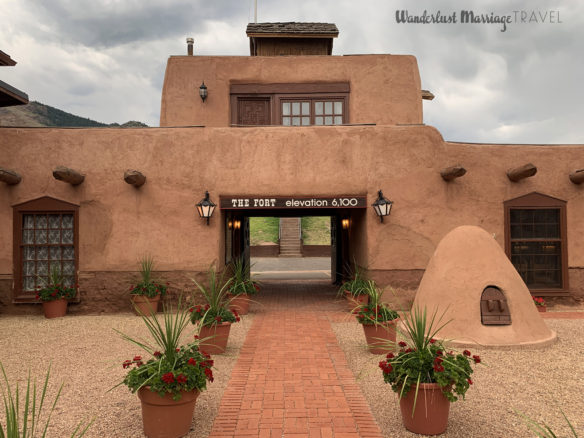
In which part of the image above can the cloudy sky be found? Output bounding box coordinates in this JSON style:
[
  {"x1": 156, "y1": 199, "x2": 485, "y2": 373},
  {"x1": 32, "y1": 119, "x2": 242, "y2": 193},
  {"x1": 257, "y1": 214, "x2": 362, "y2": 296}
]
[{"x1": 1, "y1": 0, "x2": 582, "y2": 143}]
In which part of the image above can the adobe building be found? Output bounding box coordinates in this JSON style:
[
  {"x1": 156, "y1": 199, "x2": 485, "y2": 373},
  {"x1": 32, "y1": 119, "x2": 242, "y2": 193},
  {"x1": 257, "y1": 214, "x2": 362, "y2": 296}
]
[{"x1": 1, "y1": 23, "x2": 583, "y2": 314}]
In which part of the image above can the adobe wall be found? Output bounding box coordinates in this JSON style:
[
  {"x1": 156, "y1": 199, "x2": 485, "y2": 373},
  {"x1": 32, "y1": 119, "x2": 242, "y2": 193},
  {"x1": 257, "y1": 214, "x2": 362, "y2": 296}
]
[
  {"x1": 1, "y1": 125, "x2": 583, "y2": 313},
  {"x1": 159, "y1": 55, "x2": 423, "y2": 127}
]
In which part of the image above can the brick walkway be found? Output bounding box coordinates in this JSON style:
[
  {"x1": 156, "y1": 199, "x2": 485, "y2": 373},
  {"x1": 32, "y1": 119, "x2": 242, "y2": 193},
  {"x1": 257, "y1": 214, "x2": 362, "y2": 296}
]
[{"x1": 208, "y1": 280, "x2": 383, "y2": 438}]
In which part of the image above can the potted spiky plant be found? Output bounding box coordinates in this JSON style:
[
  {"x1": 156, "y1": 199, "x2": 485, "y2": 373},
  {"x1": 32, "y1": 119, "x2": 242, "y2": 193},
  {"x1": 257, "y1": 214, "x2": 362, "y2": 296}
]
[
  {"x1": 227, "y1": 256, "x2": 260, "y2": 315},
  {"x1": 190, "y1": 264, "x2": 239, "y2": 354},
  {"x1": 354, "y1": 281, "x2": 399, "y2": 354},
  {"x1": 36, "y1": 266, "x2": 77, "y2": 318},
  {"x1": 378, "y1": 307, "x2": 483, "y2": 435},
  {"x1": 129, "y1": 255, "x2": 167, "y2": 316},
  {"x1": 338, "y1": 262, "x2": 369, "y2": 311},
  {"x1": 115, "y1": 299, "x2": 214, "y2": 438}
]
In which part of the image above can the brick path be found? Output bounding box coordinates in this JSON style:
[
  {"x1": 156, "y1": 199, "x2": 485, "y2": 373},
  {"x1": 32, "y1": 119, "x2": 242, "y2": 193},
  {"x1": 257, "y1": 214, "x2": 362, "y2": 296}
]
[{"x1": 208, "y1": 280, "x2": 383, "y2": 438}]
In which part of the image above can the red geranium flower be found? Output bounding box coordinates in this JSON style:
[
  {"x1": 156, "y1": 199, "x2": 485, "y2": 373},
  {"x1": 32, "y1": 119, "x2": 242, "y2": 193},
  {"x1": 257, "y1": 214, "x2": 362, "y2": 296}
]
[
  {"x1": 433, "y1": 364, "x2": 445, "y2": 372},
  {"x1": 133, "y1": 355, "x2": 142, "y2": 362},
  {"x1": 194, "y1": 335, "x2": 199, "y2": 340},
  {"x1": 463, "y1": 350, "x2": 471, "y2": 356},
  {"x1": 404, "y1": 348, "x2": 413, "y2": 353},
  {"x1": 386, "y1": 352, "x2": 394, "y2": 359},
  {"x1": 467, "y1": 378, "x2": 473, "y2": 385},
  {"x1": 472, "y1": 355, "x2": 481, "y2": 364},
  {"x1": 188, "y1": 358, "x2": 197, "y2": 366},
  {"x1": 436, "y1": 350, "x2": 443, "y2": 356},
  {"x1": 204, "y1": 368, "x2": 214, "y2": 382},
  {"x1": 398, "y1": 341, "x2": 407, "y2": 348},
  {"x1": 176, "y1": 374, "x2": 187, "y2": 384},
  {"x1": 153, "y1": 351, "x2": 162, "y2": 358},
  {"x1": 236, "y1": 316, "x2": 241, "y2": 322},
  {"x1": 122, "y1": 360, "x2": 132, "y2": 369},
  {"x1": 162, "y1": 372, "x2": 175, "y2": 384},
  {"x1": 215, "y1": 316, "x2": 222, "y2": 323},
  {"x1": 429, "y1": 338, "x2": 436, "y2": 344}
]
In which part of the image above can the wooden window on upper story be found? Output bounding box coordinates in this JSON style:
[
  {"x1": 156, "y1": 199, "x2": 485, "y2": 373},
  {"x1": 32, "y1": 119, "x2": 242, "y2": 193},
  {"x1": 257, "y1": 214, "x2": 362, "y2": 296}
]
[
  {"x1": 504, "y1": 192, "x2": 568, "y2": 295},
  {"x1": 230, "y1": 83, "x2": 349, "y2": 126},
  {"x1": 12, "y1": 196, "x2": 79, "y2": 303}
]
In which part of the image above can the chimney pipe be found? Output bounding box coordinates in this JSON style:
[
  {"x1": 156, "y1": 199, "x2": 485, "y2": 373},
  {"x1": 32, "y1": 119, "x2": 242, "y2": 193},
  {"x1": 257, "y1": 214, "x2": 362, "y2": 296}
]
[{"x1": 186, "y1": 37, "x2": 194, "y2": 56}]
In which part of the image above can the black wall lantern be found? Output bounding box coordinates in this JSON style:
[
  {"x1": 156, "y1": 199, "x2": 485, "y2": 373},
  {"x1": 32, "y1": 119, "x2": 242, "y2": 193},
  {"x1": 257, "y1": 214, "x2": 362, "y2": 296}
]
[
  {"x1": 196, "y1": 191, "x2": 216, "y2": 225},
  {"x1": 199, "y1": 81, "x2": 208, "y2": 102},
  {"x1": 372, "y1": 190, "x2": 393, "y2": 222}
]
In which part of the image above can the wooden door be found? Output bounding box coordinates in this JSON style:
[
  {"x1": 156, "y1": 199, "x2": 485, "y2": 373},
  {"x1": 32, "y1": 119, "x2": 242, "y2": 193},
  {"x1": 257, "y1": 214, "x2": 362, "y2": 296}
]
[{"x1": 237, "y1": 98, "x2": 271, "y2": 125}]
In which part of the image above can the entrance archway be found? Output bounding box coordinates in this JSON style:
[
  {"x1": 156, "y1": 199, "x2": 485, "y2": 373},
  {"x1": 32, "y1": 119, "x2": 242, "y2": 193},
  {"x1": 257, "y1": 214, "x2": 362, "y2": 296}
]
[{"x1": 220, "y1": 195, "x2": 367, "y2": 284}]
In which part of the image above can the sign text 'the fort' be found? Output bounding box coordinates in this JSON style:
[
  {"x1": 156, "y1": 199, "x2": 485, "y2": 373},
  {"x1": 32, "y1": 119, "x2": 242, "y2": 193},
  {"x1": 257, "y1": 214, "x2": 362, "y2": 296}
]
[{"x1": 220, "y1": 196, "x2": 367, "y2": 209}]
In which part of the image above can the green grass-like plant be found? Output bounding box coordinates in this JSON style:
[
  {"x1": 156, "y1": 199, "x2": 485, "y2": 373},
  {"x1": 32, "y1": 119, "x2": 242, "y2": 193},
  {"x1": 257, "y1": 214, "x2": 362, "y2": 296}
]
[
  {"x1": 0, "y1": 363, "x2": 92, "y2": 438},
  {"x1": 190, "y1": 265, "x2": 237, "y2": 327},
  {"x1": 379, "y1": 306, "x2": 483, "y2": 414},
  {"x1": 338, "y1": 261, "x2": 369, "y2": 298},
  {"x1": 228, "y1": 257, "x2": 260, "y2": 296},
  {"x1": 353, "y1": 281, "x2": 398, "y2": 325},
  {"x1": 114, "y1": 298, "x2": 214, "y2": 400},
  {"x1": 516, "y1": 408, "x2": 578, "y2": 437},
  {"x1": 129, "y1": 255, "x2": 167, "y2": 298}
]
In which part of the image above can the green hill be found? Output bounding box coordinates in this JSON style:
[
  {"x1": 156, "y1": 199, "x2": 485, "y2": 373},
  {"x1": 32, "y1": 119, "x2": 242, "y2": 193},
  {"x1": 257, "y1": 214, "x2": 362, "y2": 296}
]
[{"x1": 0, "y1": 101, "x2": 148, "y2": 128}]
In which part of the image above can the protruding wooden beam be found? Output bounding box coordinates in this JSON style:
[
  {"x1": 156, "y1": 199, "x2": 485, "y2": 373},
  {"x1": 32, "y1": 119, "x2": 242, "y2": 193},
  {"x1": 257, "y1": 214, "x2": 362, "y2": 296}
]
[
  {"x1": 52, "y1": 166, "x2": 85, "y2": 185},
  {"x1": 0, "y1": 167, "x2": 22, "y2": 185},
  {"x1": 421, "y1": 90, "x2": 435, "y2": 100},
  {"x1": 124, "y1": 170, "x2": 146, "y2": 187},
  {"x1": 440, "y1": 165, "x2": 466, "y2": 182},
  {"x1": 506, "y1": 163, "x2": 537, "y2": 182},
  {"x1": 569, "y1": 169, "x2": 584, "y2": 185}
]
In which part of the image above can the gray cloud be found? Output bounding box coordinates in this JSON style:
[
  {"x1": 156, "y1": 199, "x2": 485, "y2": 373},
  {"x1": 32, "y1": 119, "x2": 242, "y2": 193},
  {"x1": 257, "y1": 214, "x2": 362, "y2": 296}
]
[{"x1": 1, "y1": 0, "x2": 582, "y2": 143}]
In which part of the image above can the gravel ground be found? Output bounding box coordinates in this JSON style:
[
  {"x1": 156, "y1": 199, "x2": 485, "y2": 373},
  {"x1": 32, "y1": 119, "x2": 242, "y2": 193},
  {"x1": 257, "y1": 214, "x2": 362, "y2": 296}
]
[
  {"x1": 0, "y1": 313, "x2": 253, "y2": 437},
  {"x1": 331, "y1": 318, "x2": 584, "y2": 437}
]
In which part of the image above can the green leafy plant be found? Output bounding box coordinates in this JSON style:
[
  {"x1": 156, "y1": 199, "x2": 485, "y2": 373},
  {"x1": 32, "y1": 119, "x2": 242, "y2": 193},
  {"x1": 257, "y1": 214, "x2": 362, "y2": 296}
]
[
  {"x1": 114, "y1": 298, "x2": 214, "y2": 401},
  {"x1": 35, "y1": 266, "x2": 76, "y2": 302},
  {"x1": 190, "y1": 265, "x2": 238, "y2": 327},
  {"x1": 378, "y1": 306, "x2": 483, "y2": 404},
  {"x1": 0, "y1": 363, "x2": 92, "y2": 437},
  {"x1": 516, "y1": 408, "x2": 578, "y2": 437},
  {"x1": 228, "y1": 257, "x2": 260, "y2": 296},
  {"x1": 338, "y1": 261, "x2": 368, "y2": 298},
  {"x1": 353, "y1": 281, "x2": 398, "y2": 325},
  {"x1": 129, "y1": 255, "x2": 168, "y2": 298}
]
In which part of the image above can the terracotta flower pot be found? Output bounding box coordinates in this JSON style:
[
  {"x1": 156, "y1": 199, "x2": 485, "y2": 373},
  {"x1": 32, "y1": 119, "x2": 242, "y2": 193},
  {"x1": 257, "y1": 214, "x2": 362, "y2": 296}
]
[
  {"x1": 361, "y1": 319, "x2": 398, "y2": 354},
  {"x1": 42, "y1": 298, "x2": 68, "y2": 319},
  {"x1": 229, "y1": 293, "x2": 250, "y2": 315},
  {"x1": 399, "y1": 383, "x2": 450, "y2": 435},
  {"x1": 138, "y1": 387, "x2": 199, "y2": 438},
  {"x1": 199, "y1": 321, "x2": 232, "y2": 354},
  {"x1": 537, "y1": 306, "x2": 547, "y2": 313},
  {"x1": 345, "y1": 290, "x2": 368, "y2": 311},
  {"x1": 132, "y1": 295, "x2": 161, "y2": 316}
]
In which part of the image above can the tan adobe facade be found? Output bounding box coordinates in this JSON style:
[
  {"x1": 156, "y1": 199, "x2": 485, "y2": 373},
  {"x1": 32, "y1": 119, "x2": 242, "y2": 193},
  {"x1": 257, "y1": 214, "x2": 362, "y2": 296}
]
[{"x1": 1, "y1": 26, "x2": 583, "y2": 314}]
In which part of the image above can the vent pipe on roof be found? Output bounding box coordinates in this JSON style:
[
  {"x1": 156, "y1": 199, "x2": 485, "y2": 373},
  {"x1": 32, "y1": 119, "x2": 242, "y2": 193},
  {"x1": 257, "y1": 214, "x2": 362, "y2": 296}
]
[{"x1": 186, "y1": 37, "x2": 194, "y2": 56}]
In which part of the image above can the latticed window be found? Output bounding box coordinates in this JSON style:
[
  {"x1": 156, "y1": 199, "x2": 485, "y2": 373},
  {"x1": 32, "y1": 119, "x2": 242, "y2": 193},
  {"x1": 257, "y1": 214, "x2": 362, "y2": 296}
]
[
  {"x1": 281, "y1": 99, "x2": 344, "y2": 126},
  {"x1": 504, "y1": 192, "x2": 568, "y2": 294},
  {"x1": 509, "y1": 209, "x2": 562, "y2": 289},
  {"x1": 12, "y1": 197, "x2": 79, "y2": 302},
  {"x1": 21, "y1": 213, "x2": 76, "y2": 292}
]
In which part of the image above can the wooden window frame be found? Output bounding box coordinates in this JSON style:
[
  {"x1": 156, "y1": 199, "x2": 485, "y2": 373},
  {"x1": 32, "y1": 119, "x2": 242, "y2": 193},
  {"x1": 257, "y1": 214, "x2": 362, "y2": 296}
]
[
  {"x1": 230, "y1": 83, "x2": 350, "y2": 126},
  {"x1": 12, "y1": 196, "x2": 80, "y2": 303},
  {"x1": 504, "y1": 192, "x2": 569, "y2": 296}
]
